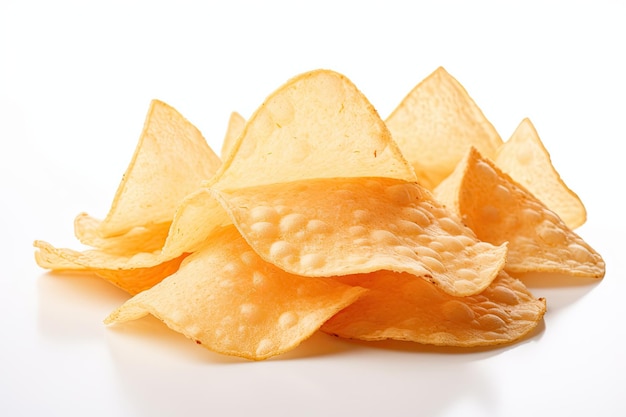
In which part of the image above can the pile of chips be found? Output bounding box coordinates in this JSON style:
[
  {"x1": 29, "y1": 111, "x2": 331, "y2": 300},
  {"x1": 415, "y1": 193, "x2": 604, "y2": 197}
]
[{"x1": 34, "y1": 68, "x2": 605, "y2": 360}]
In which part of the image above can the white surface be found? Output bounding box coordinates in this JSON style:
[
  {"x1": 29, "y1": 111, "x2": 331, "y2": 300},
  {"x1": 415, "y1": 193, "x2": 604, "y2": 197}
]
[{"x1": 1, "y1": 1, "x2": 625, "y2": 416}]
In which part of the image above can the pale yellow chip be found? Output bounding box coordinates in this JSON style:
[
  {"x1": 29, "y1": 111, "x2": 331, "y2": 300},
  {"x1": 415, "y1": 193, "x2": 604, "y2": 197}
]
[
  {"x1": 105, "y1": 225, "x2": 366, "y2": 360},
  {"x1": 34, "y1": 188, "x2": 231, "y2": 288},
  {"x1": 35, "y1": 70, "x2": 416, "y2": 285},
  {"x1": 220, "y1": 111, "x2": 245, "y2": 160},
  {"x1": 322, "y1": 270, "x2": 546, "y2": 347},
  {"x1": 80, "y1": 99, "x2": 222, "y2": 242},
  {"x1": 385, "y1": 67, "x2": 503, "y2": 190},
  {"x1": 434, "y1": 147, "x2": 605, "y2": 278},
  {"x1": 495, "y1": 118, "x2": 587, "y2": 229},
  {"x1": 73, "y1": 213, "x2": 171, "y2": 255},
  {"x1": 211, "y1": 69, "x2": 416, "y2": 191},
  {"x1": 212, "y1": 176, "x2": 507, "y2": 297}
]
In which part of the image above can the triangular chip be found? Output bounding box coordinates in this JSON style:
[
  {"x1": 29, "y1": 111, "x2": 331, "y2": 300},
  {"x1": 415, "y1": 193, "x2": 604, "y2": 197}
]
[
  {"x1": 220, "y1": 111, "x2": 245, "y2": 159},
  {"x1": 212, "y1": 176, "x2": 507, "y2": 297},
  {"x1": 434, "y1": 147, "x2": 605, "y2": 278},
  {"x1": 104, "y1": 225, "x2": 366, "y2": 360},
  {"x1": 35, "y1": 70, "x2": 416, "y2": 286},
  {"x1": 496, "y1": 118, "x2": 586, "y2": 229},
  {"x1": 322, "y1": 270, "x2": 546, "y2": 347},
  {"x1": 83, "y1": 99, "x2": 222, "y2": 240},
  {"x1": 212, "y1": 69, "x2": 416, "y2": 191},
  {"x1": 385, "y1": 67, "x2": 502, "y2": 190}
]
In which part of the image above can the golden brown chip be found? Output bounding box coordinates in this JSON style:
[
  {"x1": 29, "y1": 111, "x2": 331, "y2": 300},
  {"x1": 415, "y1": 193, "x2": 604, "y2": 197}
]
[
  {"x1": 105, "y1": 225, "x2": 367, "y2": 360},
  {"x1": 386, "y1": 67, "x2": 502, "y2": 190},
  {"x1": 211, "y1": 69, "x2": 416, "y2": 191},
  {"x1": 496, "y1": 118, "x2": 587, "y2": 229},
  {"x1": 220, "y1": 111, "x2": 245, "y2": 159},
  {"x1": 434, "y1": 147, "x2": 605, "y2": 278},
  {"x1": 213, "y1": 176, "x2": 507, "y2": 297},
  {"x1": 322, "y1": 270, "x2": 546, "y2": 347}
]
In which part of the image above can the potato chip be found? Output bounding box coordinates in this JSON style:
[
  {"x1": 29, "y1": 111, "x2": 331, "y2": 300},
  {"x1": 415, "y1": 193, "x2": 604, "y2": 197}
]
[
  {"x1": 434, "y1": 147, "x2": 605, "y2": 278},
  {"x1": 36, "y1": 70, "x2": 416, "y2": 281},
  {"x1": 385, "y1": 67, "x2": 502, "y2": 190},
  {"x1": 220, "y1": 111, "x2": 245, "y2": 159},
  {"x1": 34, "y1": 188, "x2": 232, "y2": 293},
  {"x1": 322, "y1": 270, "x2": 546, "y2": 347},
  {"x1": 213, "y1": 176, "x2": 507, "y2": 297},
  {"x1": 211, "y1": 69, "x2": 416, "y2": 191},
  {"x1": 73, "y1": 213, "x2": 172, "y2": 255},
  {"x1": 496, "y1": 118, "x2": 586, "y2": 229},
  {"x1": 36, "y1": 187, "x2": 228, "y2": 264},
  {"x1": 94, "y1": 255, "x2": 190, "y2": 295},
  {"x1": 34, "y1": 68, "x2": 605, "y2": 360},
  {"x1": 78, "y1": 99, "x2": 221, "y2": 242},
  {"x1": 105, "y1": 225, "x2": 366, "y2": 360}
]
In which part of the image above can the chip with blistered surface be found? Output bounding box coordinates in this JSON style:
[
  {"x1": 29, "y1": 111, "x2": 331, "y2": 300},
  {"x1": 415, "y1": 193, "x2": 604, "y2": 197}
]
[
  {"x1": 105, "y1": 225, "x2": 367, "y2": 360},
  {"x1": 212, "y1": 176, "x2": 507, "y2": 297},
  {"x1": 322, "y1": 270, "x2": 546, "y2": 347},
  {"x1": 434, "y1": 147, "x2": 605, "y2": 279}
]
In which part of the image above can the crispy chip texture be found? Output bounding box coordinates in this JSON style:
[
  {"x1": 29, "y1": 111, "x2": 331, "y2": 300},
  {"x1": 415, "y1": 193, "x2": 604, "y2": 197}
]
[
  {"x1": 105, "y1": 226, "x2": 366, "y2": 360},
  {"x1": 435, "y1": 147, "x2": 605, "y2": 278},
  {"x1": 386, "y1": 67, "x2": 502, "y2": 190},
  {"x1": 34, "y1": 68, "x2": 605, "y2": 360},
  {"x1": 322, "y1": 271, "x2": 546, "y2": 347},
  {"x1": 496, "y1": 118, "x2": 586, "y2": 229},
  {"x1": 213, "y1": 176, "x2": 507, "y2": 297},
  {"x1": 212, "y1": 69, "x2": 416, "y2": 191},
  {"x1": 73, "y1": 213, "x2": 171, "y2": 255},
  {"x1": 95, "y1": 100, "x2": 221, "y2": 238},
  {"x1": 34, "y1": 188, "x2": 231, "y2": 292}
]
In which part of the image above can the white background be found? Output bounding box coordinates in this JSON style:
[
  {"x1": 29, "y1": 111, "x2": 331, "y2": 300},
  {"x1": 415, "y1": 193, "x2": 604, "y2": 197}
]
[{"x1": 1, "y1": 1, "x2": 625, "y2": 416}]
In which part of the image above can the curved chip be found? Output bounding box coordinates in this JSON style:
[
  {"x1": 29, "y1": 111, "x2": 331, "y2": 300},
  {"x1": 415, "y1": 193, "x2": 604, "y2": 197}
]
[
  {"x1": 211, "y1": 69, "x2": 416, "y2": 191},
  {"x1": 104, "y1": 226, "x2": 367, "y2": 360},
  {"x1": 80, "y1": 99, "x2": 222, "y2": 241},
  {"x1": 212, "y1": 176, "x2": 507, "y2": 297},
  {"x1": 73, "y1": 213, "x2": 171, "y2": 255},
  {"x1": 322, "y1": 270, "x2": 546, "y2": 347},
  {"x1": 496, "y1": 118, "x2": 587, "y2": 229},
  {"x1": 34, "y1": 188, "x2": 231, "y2": 291},
  {"x1": 434, "y1": 147, "x2": 605, "y2": 278},
  {"x1": 385, "y1": 67, "x2": 503, "y2": 190}
]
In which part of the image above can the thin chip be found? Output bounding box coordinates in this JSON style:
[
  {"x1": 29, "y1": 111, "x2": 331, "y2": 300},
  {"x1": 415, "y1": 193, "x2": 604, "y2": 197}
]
[
  {"x1": 213, "y1": 176, "x2": 507, "y2": 297},
  {"x1": 34, "y1": 188, "x2": 231, "y2": 291},
  {"x1": 81, "y1": 99, "x2": 222, "y2": 241},
  {"x1": 434, "y1": 147, "x2": 605, "y2": 278},
  {"x1": 322, "y1": 271, "x2": 546, "y2": 347},
  {"x1": 496, "y1": 118, "x2": 587, "y2": 229},
  {"x1": 36, "y1": 70, "x2": 416, "y2": 282},
  {"x1": 211, "y1": 69, "x2": 416, "y2": 191},
  {"x1": 73, "y1": 213, "x2": 171, "y2": 255},
  {"x1": 386, "y1": 67, "x2": 502, "y2": 190},
  {"x1": 105, "y1": 225, "x2": 367, "y2": 360}
]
